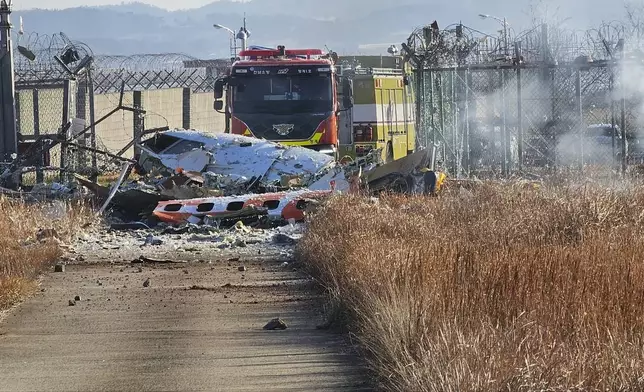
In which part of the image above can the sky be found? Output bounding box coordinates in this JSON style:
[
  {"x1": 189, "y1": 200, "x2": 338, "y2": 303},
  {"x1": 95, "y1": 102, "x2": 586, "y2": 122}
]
[{"x1": 15, "y1": 0, "x2": 213, "y2": 10}]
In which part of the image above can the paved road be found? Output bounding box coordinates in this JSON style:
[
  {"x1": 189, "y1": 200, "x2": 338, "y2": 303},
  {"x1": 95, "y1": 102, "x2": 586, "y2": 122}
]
[{"x1": 0, "y1": 259, "x2": 370, "y2": 392}]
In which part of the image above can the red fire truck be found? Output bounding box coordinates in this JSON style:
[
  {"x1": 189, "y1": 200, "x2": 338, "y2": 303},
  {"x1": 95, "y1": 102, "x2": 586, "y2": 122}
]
[{"x1": 214, "y1": 46, "x2": 353, "y2": 156}]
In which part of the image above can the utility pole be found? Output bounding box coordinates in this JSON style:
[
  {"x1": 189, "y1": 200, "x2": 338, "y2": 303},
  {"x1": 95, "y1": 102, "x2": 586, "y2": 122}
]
[
  {"x1": 0, "y1": 0, "x2": 17, "y2": 162},
  {"x1": 479, "y1": 14, "x2": 509, "y2": 58}
]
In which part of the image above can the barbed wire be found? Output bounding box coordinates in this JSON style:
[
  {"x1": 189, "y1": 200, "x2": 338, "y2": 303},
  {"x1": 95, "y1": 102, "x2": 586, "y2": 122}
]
[
  {"x1": 13, "y1": 31, "x2": 93, "y2": 83},
  {"x1": 91, "y1": 54, "x2": 228, "y2": 93},
  {"x1": 406, "y1": 20, "x2": 644, "y2": 68},
  {"x1": 93, "y1": 53, "x2": 201, "y2": 72},
  {"x1": 15, "y1": 20, "x2": 644, "y2": 93},
  {"x1": 12, "y1": 31, "x2": 223, "y2": 94}
]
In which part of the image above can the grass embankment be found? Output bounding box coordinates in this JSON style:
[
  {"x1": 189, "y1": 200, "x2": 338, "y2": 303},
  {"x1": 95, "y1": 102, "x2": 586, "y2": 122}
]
[
  {"x1": 0, "y1": 198, "x2": 89, "y2": 310},
  {"x1": 299, "y1": 182, "x2": 644, "y2": 391}
]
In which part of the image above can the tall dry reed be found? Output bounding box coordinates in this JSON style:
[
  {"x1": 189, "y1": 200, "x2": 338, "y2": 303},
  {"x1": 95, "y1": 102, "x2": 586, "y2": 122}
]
[
  {"x1": 0, "y1": 197, "x2": 90, "y2": 309},
  {"x1": 299, "y1": 182, "x2": 644, "y2": 391}
]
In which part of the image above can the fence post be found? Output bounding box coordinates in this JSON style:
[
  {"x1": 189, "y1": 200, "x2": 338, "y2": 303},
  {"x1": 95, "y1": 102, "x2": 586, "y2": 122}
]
[
  {"x1": 621, "y1": 77, "x2": 627, "y2": 174},
  {"x1": 516, "y1": 66, "x2": 523, "y2": 172},
  {"x1": 76, "y1": 78, "x2": 87, "y2": 170},
  {"x1": 464, "y1": 69, "x2": 470, "y2": 176},
  {"x1": 60, "y1": 80, "x2": 71, "y2": 182},
  {"x1": 619, "y1": 44, "x2": 628, "y2": 174},
  {"x1": 182, "y1": 87, "x2": 191, "y2": 130},
  {"x1": 437, "y1": 72, "x2": 445, "y2": 165},
  {"x1": 14, "y1": 91, "x2": 20, "y2": 136},
  {"x1": 541, "y1": 24, "x2": 556, "y2": 171},
  {"x1": 32, "y1": 89, "x2": 43, "y2": 183},
  {"x1": 14, "y1": 90, "x2": 21, "y2": 184},
  {"x1": 575, "y1": 69, "x2": 583, "y2": 171},
  {"x1": 487, "y1": 70, "x2": 498, "y2": 172},
  {"x1": 451, "y1": 69, "x2": 458, "y2": 176},
  {"x1": 501, "y1": 69, "x2": 509, "y2": 176},
  {"x1": 87, "y1": 69, "x2": 98, "y2": 180},
  {"x1": 415, "y1": 69, "x2": 424, "y2": 150},
  {"x1": 0, "y1": 1, "x2": 17, "y2": 163},
  {"x1": 133, "y1": 90, "x2": 144, "y2": 157}
]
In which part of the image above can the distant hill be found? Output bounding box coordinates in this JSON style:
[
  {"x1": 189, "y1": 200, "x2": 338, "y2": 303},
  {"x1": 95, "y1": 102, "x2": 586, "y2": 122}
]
[
  {"x1": 94, "y1": 2, "x2": 169, "y2": 16},
  {"x1": 14, "y1": 0, "x2": 624, "y2": 59}
]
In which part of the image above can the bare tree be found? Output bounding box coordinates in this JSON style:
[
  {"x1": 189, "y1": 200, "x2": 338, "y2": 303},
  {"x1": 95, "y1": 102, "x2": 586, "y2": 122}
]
[
  {"x1": 625, "y1": 0, "x2": 644, "y2": 47},
  {"x1": 520, "y1": 0, "x2": 584, "y2": 63}
]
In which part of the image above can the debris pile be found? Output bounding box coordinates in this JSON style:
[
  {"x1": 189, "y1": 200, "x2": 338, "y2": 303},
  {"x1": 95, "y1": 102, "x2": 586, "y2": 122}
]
[
  {"x1": 137, "y1": 130, "x2": 356, "y2": 193},
  {"x1": 69, "y1": 218, "x2": 306, "y2": 264},
  {"x1": 5, "y1": 129, "x2": 437, "y2": 230}
]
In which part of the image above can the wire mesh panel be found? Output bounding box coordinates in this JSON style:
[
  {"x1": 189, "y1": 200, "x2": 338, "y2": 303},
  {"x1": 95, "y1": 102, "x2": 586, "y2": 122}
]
[
  {"x1": 92, "y1": 55, "x2": 227, "y2": 94},
  {"x1": 14, "y1": 85, "x2": 67, "y2": 183},
  {"x1": 417, "y1": 62, "x2": 638, "y2": 177}
]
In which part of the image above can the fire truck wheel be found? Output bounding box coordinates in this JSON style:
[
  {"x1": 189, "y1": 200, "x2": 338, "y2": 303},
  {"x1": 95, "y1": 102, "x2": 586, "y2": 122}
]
[{"x1": 385, "y1": 173, "x2": 413, "y2": 194}]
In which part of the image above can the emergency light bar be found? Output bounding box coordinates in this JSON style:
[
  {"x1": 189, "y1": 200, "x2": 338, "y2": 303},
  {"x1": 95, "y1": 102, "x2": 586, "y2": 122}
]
[{"x1": 239, "y1": 47, "x2": 324, "y2": 58}]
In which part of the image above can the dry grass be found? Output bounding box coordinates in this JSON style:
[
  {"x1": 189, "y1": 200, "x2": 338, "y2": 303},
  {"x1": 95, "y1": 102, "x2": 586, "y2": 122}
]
[
  {"x1": 96, "y1": 172, "x2": 141, "y2": 186},
  {"x1": 299, "y1": 181, "x2": 644, "y2": 391},
  {"x1": 0, "y1": 197, "x2": 92, "y2": 310}
]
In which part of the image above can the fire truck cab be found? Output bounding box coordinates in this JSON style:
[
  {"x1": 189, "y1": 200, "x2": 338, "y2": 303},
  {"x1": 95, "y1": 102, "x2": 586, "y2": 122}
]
[{"x1": 214, "y1": 46, "x2": 353, "y2": 156}]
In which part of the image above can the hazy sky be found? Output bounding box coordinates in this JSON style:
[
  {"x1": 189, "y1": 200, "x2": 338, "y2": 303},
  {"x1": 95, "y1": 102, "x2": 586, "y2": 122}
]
[{"x1": 15, "y1": 0, "x2": 213, "y2": 11}]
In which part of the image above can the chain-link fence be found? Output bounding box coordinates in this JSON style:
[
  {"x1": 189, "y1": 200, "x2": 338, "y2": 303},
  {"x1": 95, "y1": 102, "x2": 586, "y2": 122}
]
[
  {"x1": 415, "y1": 61, "x2": 641, "y2": 178},
  {"x1": 92, "y1": 55, "x2": 227, "y2": 94},
  {"x1": 10, "y1": 31, "x2": 230, "y2": 185},
  {"x1": 15, "y1": 82, "x2": 72, "y2": 183}
]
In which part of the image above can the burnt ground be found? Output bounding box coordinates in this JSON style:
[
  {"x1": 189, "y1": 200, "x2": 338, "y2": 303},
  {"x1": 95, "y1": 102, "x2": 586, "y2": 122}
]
[{"x1": 0, "y1": 225, "x2": 372, "y2": 392}]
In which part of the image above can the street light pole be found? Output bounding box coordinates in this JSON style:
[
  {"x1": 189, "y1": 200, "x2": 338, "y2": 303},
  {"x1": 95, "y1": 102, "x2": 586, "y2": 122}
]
[
  {"x1": 214, "y1": 19, "x2": 250, "y2": 60},
  {"x1": 479, "y1": 14, "x2": 509, "y2": 57},
  {"x1": 0, "y1": 0, "x2": 17, "y2": 162},
  {"x1": 213, "y1": 24, "x2": 237, "y2": 60}
]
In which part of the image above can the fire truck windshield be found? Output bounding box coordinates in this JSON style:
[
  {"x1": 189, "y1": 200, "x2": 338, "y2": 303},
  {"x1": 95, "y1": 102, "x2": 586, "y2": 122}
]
[{"x1": 232, "y1": 74, "x2": 333, "y2": 115}]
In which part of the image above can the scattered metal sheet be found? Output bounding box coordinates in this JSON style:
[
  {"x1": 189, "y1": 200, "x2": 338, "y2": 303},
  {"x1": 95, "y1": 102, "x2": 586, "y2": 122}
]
[
  {"x1": 75, "y1": 175, "x2": 168, "y2": 217},
  {"x1": 98, "y1": 162, "x2": 134, "y2": 215},
  {"x1": 72, "y1": 130, "x2": 435, "y2": 222},
  {"x1": 132, "y1": 256, "x2": 187, "y2": 264},
  {"x1": 365, "y1": 148, "x2": 431, "y2": 185}
]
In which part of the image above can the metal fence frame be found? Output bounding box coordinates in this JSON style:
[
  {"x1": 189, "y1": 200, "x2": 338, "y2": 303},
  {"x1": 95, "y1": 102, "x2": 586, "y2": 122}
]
[
  {"x1": 92, "y1": 55, "x2": 229, "y2": 94},
  {"x1": 414, "y1": 59, "x2": 638, "y2": 178},
  {"x1": 14, "y1": 78, "x2": 78, "y2": 182}
]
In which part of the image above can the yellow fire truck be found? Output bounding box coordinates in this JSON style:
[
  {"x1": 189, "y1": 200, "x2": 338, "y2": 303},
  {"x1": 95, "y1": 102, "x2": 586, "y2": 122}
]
[{"x1": 337, "y1": 57, "x2": 416, "y2": 163}]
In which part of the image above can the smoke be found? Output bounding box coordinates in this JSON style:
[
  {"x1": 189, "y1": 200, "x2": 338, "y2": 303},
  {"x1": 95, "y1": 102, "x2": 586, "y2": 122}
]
[
  {"x1": 444, "y1": 63, "x2": 635, "y2": 172},
  {"x1": 458, "y1": 70, "x2": 558, "y2": 170},
  {"x1": 460, "y1": 2, "x2": 644, "y2": 172},
  {"x1": 616, "y1": 56, "x2": 644, "y2": 130},
  {"x1": 555, "y1": 130, "x2": 618, "y2": 166}
]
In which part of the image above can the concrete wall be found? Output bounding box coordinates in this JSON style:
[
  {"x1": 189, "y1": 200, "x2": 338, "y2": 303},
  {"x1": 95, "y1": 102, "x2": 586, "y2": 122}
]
[
  {"x1": 191, "y1": 91, "x2": 226, "y2": 132},
  {"x1": 93, "y1": 91, "x2": 135, "y2": 157},
  {"x1": 142, "y1": 88, "x2": 184, "y2": 130},
  {"x1": 15, "y1": 86, "x2": 226, "y2": 162}
]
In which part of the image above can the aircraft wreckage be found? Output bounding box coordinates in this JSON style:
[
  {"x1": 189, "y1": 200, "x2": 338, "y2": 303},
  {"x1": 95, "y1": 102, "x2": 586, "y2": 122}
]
[{"x1": 68, "y1": 130, "x2": 440, "y2": 226}]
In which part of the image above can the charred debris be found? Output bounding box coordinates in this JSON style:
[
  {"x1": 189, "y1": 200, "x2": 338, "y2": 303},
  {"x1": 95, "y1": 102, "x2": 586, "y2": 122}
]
[{"x1": 1, "y1": 126, "x2": 436, "y2": 230}]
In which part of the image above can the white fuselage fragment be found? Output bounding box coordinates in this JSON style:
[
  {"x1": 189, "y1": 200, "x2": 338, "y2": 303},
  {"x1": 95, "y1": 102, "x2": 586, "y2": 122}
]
[{"x1": 138, "y1": 130, "x2": 338, "y2": 191}]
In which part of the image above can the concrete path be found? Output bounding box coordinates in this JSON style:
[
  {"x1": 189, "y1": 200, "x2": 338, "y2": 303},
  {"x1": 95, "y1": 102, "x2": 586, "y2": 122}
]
[{"x1": 0, "y1": 259, "x2": 371, "y2": 392}]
